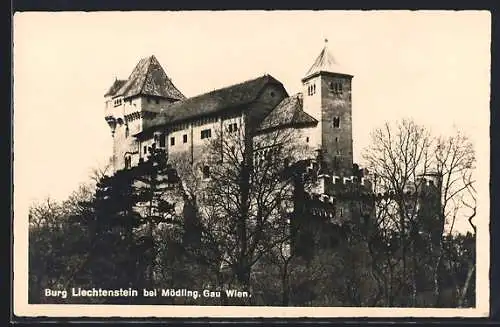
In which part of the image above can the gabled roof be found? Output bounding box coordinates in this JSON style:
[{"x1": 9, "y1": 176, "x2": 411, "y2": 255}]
[
  {"x1": 303, "y1": 41, "x2": 352, "y2": 81},
  {"x1": 104, "y1": 79, "x2": 127, "y2": 97},
  {"x1": 114, "y1": 55, "x2": 186, "y2": 101},
  {"x1": 144, "y1": 74, "x2": 285, "y2": 130},
  {"x1": 257, "y1": 93, "x2": 318, "y2": 132}
]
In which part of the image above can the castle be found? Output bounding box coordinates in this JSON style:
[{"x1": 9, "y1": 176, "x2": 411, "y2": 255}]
[
  {"x1": 103, "y1": 42, "x2": 440, "y2": 255},
  {"x1": 103, "y1": 41, "x2": 375, "y2": 250},
  {"x1": 104, "y1": 41, "x2": 356, "y2": 176}
]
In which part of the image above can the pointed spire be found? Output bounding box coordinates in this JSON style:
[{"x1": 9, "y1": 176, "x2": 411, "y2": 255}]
[{"x1": 302, "y1": 40, "x2": 351, "y2": 81}]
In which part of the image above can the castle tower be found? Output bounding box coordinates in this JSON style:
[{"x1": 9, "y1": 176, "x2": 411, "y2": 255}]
[
  {"x1": 104, "y1": 55, "x2": 186, "y2": 172},
  {"x1": 301, "y1": 40, "x2": 354, "y2": 176}
]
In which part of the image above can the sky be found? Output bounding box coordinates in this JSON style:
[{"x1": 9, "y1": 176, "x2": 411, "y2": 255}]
[{"x1": 13, "y1": 11, "x2": 491, "y2": 233}]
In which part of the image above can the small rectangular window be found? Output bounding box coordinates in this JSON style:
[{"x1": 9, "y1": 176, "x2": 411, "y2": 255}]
[
  {"x1": 202, "y1": 165, "x2": 210, "y2": 179},
  {"x1": 306, "y1": 137, "x2": 309, "y2": 143},
  {"x1": 201, "y1": 129, "x2": 212, "y2": 139},
  {"x1": 159, "y1": 134, "x2": 166, "y2": 148},
  {"x1": 183, "y1": 134, "x2": 188, "y2": 143},
  {"x1": 170, "y1": 137, "x2": 175, "y2": 146},
  {"x1": 143, "y1": 145, "x2": 147, "y2": 154}
]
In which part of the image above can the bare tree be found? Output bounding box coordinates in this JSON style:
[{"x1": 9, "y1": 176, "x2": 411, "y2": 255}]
[
  {"x1": 431, "y1": 130, "x2": 476, "y2": 306},
  {"x1": 363, "y1": 119, "x2": 433, "y2": 305},
  {"x1": 168, "y1": 119, "x2": 311, "y2": 299},
  {"x1": 362, "y1": 119, "x2": 476, "y2": 307}
]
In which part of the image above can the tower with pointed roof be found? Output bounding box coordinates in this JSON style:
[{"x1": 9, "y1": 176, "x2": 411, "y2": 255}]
[
  {"x1": 102, "y1": 45, "x2": 377, "y2": 260},
  {"x1": 301, "y1": 40, "x2": 354, "y2": 177},
  {"x1": 104, "y1": 55, "x2": 186, "y2": 172}
]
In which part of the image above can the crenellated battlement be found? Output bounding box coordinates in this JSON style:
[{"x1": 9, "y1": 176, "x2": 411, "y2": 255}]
[{"x1": 313, "y1": 172, "x2": 373, "y2": 196}]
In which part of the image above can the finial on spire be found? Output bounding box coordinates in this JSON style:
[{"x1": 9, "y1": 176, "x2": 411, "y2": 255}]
[{"x1": 324, "y1": 38, "x2": 328, "y2": 45}]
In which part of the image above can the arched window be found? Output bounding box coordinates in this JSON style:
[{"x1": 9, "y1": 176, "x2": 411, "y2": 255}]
[
  {"x1": 333, "y1": 117, "x2": 340, "y2": 128},
  {"x1": 125, "y1": 156, "x2": 131, "y2": 169},
  {"x1": 330, "y1": 81, "x2": 344, "y2": 95},
  {"x1": 307, "y1": 84, "x2": 316, "y2": 96},
  {"x1": 337, "y1": 82, "x2": 343, "y2": 94}
]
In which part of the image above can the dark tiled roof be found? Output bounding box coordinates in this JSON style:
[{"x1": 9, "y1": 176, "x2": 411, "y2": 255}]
[
  {"x1": 104, "y1": 79, "x2": 127, "y2": 97},
  {"x1": 144, "y1": 74, "x2": 285, "y2": 129},
  {"x1": 257, "y1": 93, "x2": 317, "y2": 132},
  {"x1": 115, "y1": 55, "x2": 186, "y2": 101}
]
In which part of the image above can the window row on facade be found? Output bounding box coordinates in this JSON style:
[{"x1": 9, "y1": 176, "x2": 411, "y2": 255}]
[
  {"x1": 147, "y1": 122, "x2": 239, "y2": 147},
  {"x1": 306, "y1": 81, "x2": 344, "y2": 97},
  {"x1": 329, "y1": 81, "x2": 343, "y2": 95},
  {"x1": 307, "y1": 83, "x2": 316, "y2": 96},
  {"x1": 113, "y1": 98, "x2": 123, "y2": 107}
]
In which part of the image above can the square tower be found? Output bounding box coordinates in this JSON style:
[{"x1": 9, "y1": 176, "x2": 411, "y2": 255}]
[
  {"x1": 104, "y1": 55, "x2": 186, "y2": 172},
  {"x1": 302, "y1": 41, "x2": 354, "y2": 177}
]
